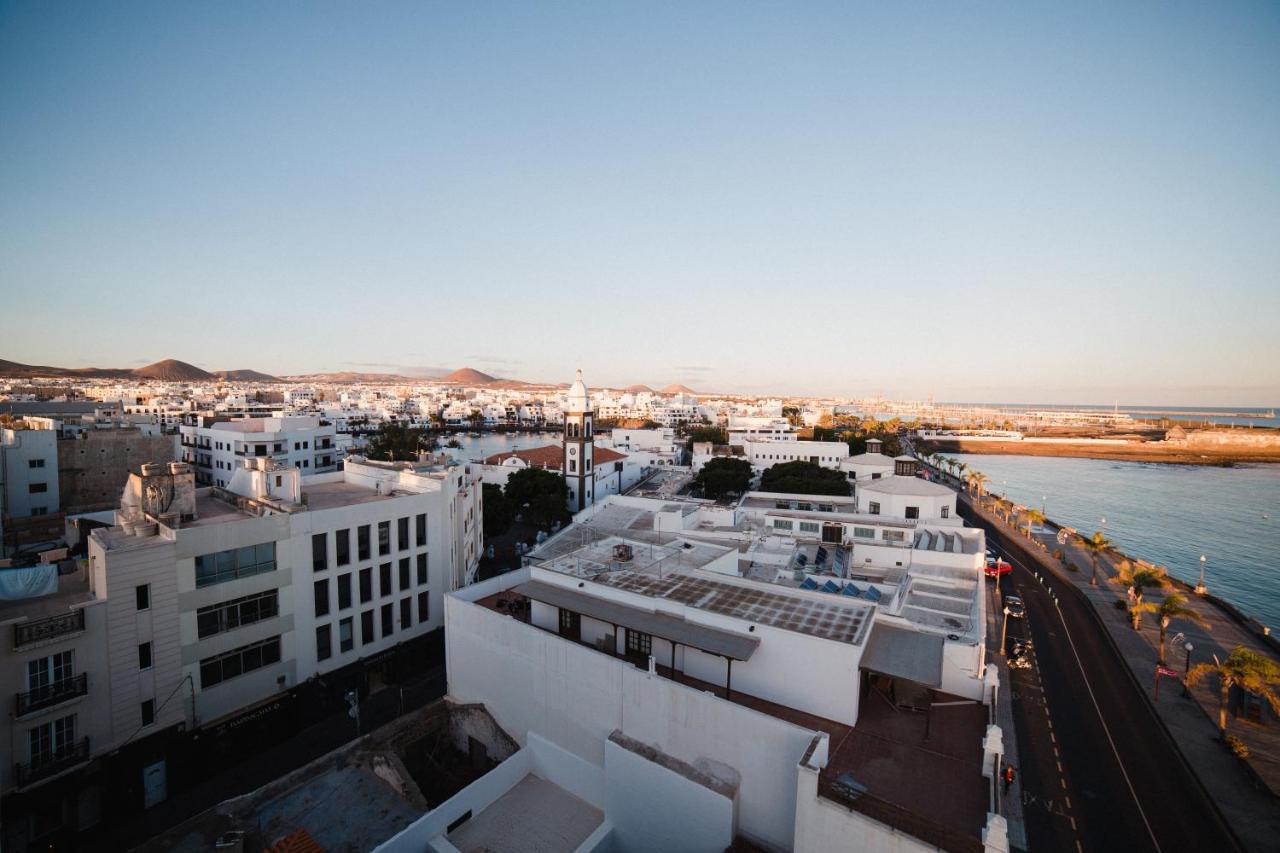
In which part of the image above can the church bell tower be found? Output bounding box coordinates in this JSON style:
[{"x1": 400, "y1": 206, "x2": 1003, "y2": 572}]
[{"x1": 564, "y1": 369, "x2": 594, "y2": 512}]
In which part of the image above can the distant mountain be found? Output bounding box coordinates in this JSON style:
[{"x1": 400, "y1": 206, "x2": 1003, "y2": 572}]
[
  {"x1": 442, "y1": 367, "x2": 498, "y2": 385},
  {"x1": 215, "y1": 369, "x2": 283, "y2": 382},
  {"x1": 625, "y1": 384, "x2": 655, "y2": 394},
  {"x1": 661, "y1": 383, "x2": 698, "y2": 395},
  {"x1": 284, "y1": 371, "x2": 418, "y2": 383},
  {"x1": 132, "y1": 359, "x2": 215, "y2": 381}
]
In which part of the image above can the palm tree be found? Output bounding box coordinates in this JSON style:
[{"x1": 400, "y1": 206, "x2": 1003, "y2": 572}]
[
  {"x1": 955, "y1": 461, "x2": 968, "y2": 483},
  {"x1": 970, "y1": 471, "x2": 988, "y2": 501},
  {"x1": 1023, "y1": 508, "x2": 1045, "y2": 538},
  {"x1": 1153, "y1": 594, "x2": 1209, "y2": 665},
  {"x1": 1110, "y1": 561, "x2": 1171, "y2": 630},
  {"x1": 1186, "y1": 647, "x2": 1280, "y2": 736},
  {"x1": 1081, "y1": 530, "x2": 1112, "y2": 587}
]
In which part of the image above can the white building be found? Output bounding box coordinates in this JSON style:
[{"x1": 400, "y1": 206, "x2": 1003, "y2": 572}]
[
  {"x1": 1, "y1": 422, "x2": 59, "y2": 521},
  {"x1": 179, "y1": 414, "x2": 340, "y2": 488}
]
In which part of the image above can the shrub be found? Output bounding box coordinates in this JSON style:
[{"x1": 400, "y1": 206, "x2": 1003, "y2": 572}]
[{"x1": 1225, "y1": 734, "x2": 1250, "y2": 759}]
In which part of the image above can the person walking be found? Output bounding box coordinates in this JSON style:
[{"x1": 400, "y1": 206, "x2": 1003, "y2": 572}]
[{"x1": 1002, "y1": 763, "x2": 1016, "y2": 795}]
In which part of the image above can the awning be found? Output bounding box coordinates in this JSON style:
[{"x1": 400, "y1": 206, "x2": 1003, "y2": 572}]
[
  {"x1": 514, "y1": 580, "x2": 760, "y2": 661},
  {"x1": 860, "y1": 622, "x2": 943, "y2": 688}
]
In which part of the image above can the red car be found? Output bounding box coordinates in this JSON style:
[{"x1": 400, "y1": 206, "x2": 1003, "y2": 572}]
[{"x1": 984, "y1": 559, "x2": 1011, "y2": 578}]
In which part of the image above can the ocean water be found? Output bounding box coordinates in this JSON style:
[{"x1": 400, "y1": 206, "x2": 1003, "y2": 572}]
[
  {"x1": 437, "y1": 431, "x2": 561, "y2": 463},
  {"x1": 954, "y1": 454, "x2": 1280, "y2": 627},
  {"x1": 955, "y1": 403, "x2": 1280, "y2": 429}
]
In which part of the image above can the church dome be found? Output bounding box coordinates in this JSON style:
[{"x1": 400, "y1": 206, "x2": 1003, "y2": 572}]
[{"x1": 566, "y1": 369, "x2": 591, "y2": 412}]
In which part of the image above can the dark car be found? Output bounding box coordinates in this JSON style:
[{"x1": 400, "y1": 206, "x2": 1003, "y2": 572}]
[{"x1": 1004, "y1": 595, "x2": 1026, "y2": 618}]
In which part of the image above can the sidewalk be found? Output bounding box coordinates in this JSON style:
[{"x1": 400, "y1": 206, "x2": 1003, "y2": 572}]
[
  {"x1": 962, "y1": 491, "x2": 1280, "y2": 852},
  {"x1": 982, "y1": 576, "x2": 1028, "y2": 852}
]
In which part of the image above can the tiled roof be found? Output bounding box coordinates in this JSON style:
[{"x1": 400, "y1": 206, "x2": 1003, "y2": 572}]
[{"x1": 485, "y1": 443, "x2": 627, "y2": 470}]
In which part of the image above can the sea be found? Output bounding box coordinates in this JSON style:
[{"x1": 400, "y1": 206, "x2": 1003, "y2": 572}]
[
  {"x1": 954, "y1": 453, "x2": 1280, "y2": 628},
  {"x1": 955, "y1": 404, "x2": 1280, "y2": 429},
  {"x1": 437, "y1": 431, "x2": 561, "y2": 463}
]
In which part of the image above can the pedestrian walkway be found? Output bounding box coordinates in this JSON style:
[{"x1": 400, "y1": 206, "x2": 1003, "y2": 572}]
[
  {"x1": 960, "y1": 490, "x2": 1280, "y2": 853},
  {"x1": 982, "y1": 576, "x2": 1029, "y2": 852}
]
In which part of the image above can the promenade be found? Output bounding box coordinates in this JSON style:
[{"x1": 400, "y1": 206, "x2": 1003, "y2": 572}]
[{"x1": 954, "y1": 479, "x2": 1280, "y2": 852}]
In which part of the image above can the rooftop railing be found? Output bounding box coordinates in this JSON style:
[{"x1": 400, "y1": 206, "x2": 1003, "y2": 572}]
[{"x1": 13, "y1": 610, "x2": 86, "y2": 650}]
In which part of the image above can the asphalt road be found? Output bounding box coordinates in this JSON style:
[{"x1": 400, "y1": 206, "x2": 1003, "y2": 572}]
[{"x1": 982, "y1": 522, "x2": 1240, "y2": 853}]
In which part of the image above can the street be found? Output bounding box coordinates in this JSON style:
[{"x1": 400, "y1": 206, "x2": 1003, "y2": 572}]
[{"x1": 985, "y1": 526, "x2": 1240, "y2": 853}]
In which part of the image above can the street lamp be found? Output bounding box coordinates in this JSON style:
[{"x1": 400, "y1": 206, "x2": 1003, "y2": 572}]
[
  {"x1": 1000, "y1": 607, "x2": 1010, "y2": 657},
  {"x1": 1195, "y1": 554, "x2": 1208, "y2": 595},
  {"x1": 1041, "y1": 495, "x2": 1047, "y2": 517},
  {"x1": 1183, "y1": 642, "x2": 1194, "y2": 695}
]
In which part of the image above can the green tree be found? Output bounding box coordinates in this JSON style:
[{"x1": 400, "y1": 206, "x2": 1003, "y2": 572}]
[
  {"x1": 759, "y1": 461, "x2": 851, "y2": 496},
  {"x1": 504, "y1": 467, "x2": 570, "y2": 529},
  {"x1": 1023, "y1": 508, "x2": 1045, "y2": 539},
  {"x1": 694, "y1": 457, "x2": 754, "y2": 499},
  {"x1": 638, "y1": 419, "x2": 662, "y2": 429},
  {"x1": 366, "y1": 421, "x2": 427, "y2": 462},
  {"x1": 1187, "y1": 647, "x2": 1280, "y2": 736},
  {"x1": 1110, "y1": 561, "x2": 1171, "y2": 630},
  {"x1": 1153, "y1": 594, "x2": 1209, "y2": 665},
  {"x1": 685, "y1": 426, "x2": 728, "y2": 448},
  {"x1": 482, "y1": 483, "x2": 513, "y2": 538},
  {"x1": 1081, "y1": 530, "x2": 1113, "y2": 587}
]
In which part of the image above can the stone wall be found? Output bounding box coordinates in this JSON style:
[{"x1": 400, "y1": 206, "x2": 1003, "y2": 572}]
[{"x1": 58, "y1": 430, "x2": 178, "y2": 513}]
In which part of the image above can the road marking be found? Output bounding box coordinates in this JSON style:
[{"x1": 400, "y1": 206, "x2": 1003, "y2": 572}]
[
  {"x1": 1070, "y1": 817, "x2": 1078, "y2": 831},
  {"x1": 1060, "y1": 778, "x2": 1068, "y2": 790},
  {"x1": 1003, "y1": 550, "x2": 1164, "y2": 853},
  {"x1": 1050, "y1": 731, "x2": 1056, "y2": 744},
  {"x1": 1064, "y1": 795, "x2": 1072, "y2": 809},
  {"x1": 1077, "y1": 839, "x2": 1084, "y2": 853},
  {"x1": 1057, "y1": 760, "x2": 1064, "y2": 773}
]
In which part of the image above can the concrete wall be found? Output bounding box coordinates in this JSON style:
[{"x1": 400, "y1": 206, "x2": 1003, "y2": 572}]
[
  {"x1": 793, "y1": 759, "x2": 937, "y2": 853},
  {"x1": 58, "y1": 431, "x2": 177, "y2": 513},
  {"x1": 604, "y1": 734, "x2": 735, "y2": 853}
]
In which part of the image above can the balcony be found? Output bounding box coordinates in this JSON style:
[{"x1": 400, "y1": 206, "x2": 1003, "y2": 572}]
[
  {"x1": 15, "y1": 674, "x2": 88, "y2": 718},
  {"x1": 13, "y1": 610, "x2": 86, "y2": 650},
  {"x1": 14, "y1": 738, "x2": 90, "y2": 788}
]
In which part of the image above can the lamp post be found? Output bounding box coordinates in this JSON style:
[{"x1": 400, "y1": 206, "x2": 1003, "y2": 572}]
[
  {"x1": 1183, "y1": 642, "x2": 1194, "y2": 695},
  {"x1": 1195, "y1": 554, "x2": 1207, "y2": 595},
  {"x1": 1041, "y1": 495, "x2": 1047, "y2": 517},
  {"x1": 1000, "y1": 607, "x2": 1010, "y2": 657}
]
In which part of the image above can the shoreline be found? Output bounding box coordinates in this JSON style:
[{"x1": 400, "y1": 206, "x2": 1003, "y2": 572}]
[{"x1": 919, "y1": 439, "x2": 1280, "y2": 466}]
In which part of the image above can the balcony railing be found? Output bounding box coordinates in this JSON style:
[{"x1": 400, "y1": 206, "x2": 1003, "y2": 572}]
[
  {"x1": 14, "y1": 738, "x2": 90, "y2": 788},
  {"x1": 14, "y1": 610, "x2": 86, "y2": 650},
  {"x1": 15, "y1": 674, "x2": 88, "y2": 717}
]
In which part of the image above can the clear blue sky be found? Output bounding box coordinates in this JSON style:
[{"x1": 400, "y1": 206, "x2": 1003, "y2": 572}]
[{"x1": 2, "y1": 2, "x2": 1278, "y2": 404}]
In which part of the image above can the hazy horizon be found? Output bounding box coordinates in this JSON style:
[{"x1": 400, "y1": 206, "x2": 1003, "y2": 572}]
[{"x1": 3, "y1": 3, "x2": 1278, "y2": 405}]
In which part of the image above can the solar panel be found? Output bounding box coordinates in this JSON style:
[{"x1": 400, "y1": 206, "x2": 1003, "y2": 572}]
[
  {"x1": 822, "y1": 580, "x2": 841, "y2": 594},
  {"x1": 842, "y1": 583, "x2": 862, "y2": 597},
  {"x1": 800, "y1": 577, "x2": 819, "y2": 591},
  {"x1": 864, "y1": 586, "x2": 883, "y2": 602}
]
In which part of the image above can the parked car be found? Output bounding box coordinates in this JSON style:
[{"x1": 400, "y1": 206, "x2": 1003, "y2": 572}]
[{"x1": 1004, "y1": 595, "x2": 1026, "y2": 618}]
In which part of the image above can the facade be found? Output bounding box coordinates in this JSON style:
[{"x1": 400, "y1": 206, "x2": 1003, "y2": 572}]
[
  {"x1": 563, "y1": 370, "x2": 594, "y2": 512},
  {"x1": 179, "y1": 414, "x2": 339, "y2": 488},
  {"x1": 1, "y1": 423, "x2": 60, "y2": 553}
]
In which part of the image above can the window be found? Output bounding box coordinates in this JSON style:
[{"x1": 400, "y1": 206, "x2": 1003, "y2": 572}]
[
  {"x1": 28, "y1": 459, "x2": 45, "y2": 469},
  {"x1": 312, "y1": 533, "x2": 328, "y2": 571},
  {"x1": 884, "y1": 530, "x2": 906, "y2": 543},
  {"x1": 558, "y1": 609, "x2": 580, "y2": 639},
  {"x1": 799, "y1": 521, "x2": 820, "y2": 534},
  {"x1": 141, "y1": 699, "x2": 155, "y2": 727},
  {"x1": 336, "y1": 529, "x2": 351, "y2": 566},
  {"x1": 339, "y1": 617, "x2": 354, "y2": 652},
  {"x1": 195, "y1": 542, "x2": 276, "y2": 588},
  {"x1": 398, "y1": 517, "x2": 410, "y2": 551},
  {"x1": 314, "y1": 579, "x2": 330, "y2": 617},
  {"x1": 28, "y1": 651, "x2": 74, "y2": 691},
  {"x1": 316, "y1": 624, "x2": 332, "y2": 661},
  {"x1": 28, "y1": 483, "x2": 47, "y2": 494},
  {"x1": 853, "y1": 527, "x2": 876, "y2": 539},
  {"x1": 359, "y1": 568, "x2": 372, "y2": 603},
  {"x1": 360, "y1": 610, "x2": 374, "y2": 645},
  {"x1": 415, "y1": 513, "x2": 427, "y2": 546},
  {"x1": 338, "y1": 573, "x2": 352, "y2": 609},
  {"x1": 377, "y1": 521, "x2": 390, "y2": 556},
  {"x1": 381, "y1": 603, "x2": 394, "y2": 637},
  {"x1": 199, "y1": 636, "x2": 281, "y2": 689},
  {"x1": 868, "y1": 502, "x2": 881, "y2": 515},
  {"x1": 568, "y1": 459, "x2": 576, "y2": 473},
  {"x1": 378, "y1": 563, "x2": 392, "y2": 597},
  {"x1": 941, "y1": 506, "x2": 950, "y2": 519},
  {"x1": 905, "y1": 506, "x2": 919, "y2": 520},
  {"x1": 138, "y1": 642, "x2": 152, "y2": 670},
  {"x1": 396, "y1": 558, "x2": 410, "y2": 593},
  {"x1": 819, "y1": 504, "x2": 834, "y2": 513},
  {"x1": 358, "y1": 525, "x2": 371, "y2": 560},
  {"x1": 625, "y1": 629, "x2": 652, "y2": 658},
  {"x1": 29, "y1": 715, "x2": 76, "y2": 765},
  {"x1": 417, "y1": 591, "x2": 430, "y2": 623},
  {"x1": 416, "y1": 553, "x2": 428, "y2": 585},
  {"x1": 196, "y1": 590, "x2": 279, "y2": 639},
  {"x1": 773, "y1": 519, "x2": 793, "y2": 531},
  {"x1": 135, "y1": 584, "x2": 150, "y2": 611},
  {"x1": 400, "y1": 597, "x2": 412, "y2": 630}
]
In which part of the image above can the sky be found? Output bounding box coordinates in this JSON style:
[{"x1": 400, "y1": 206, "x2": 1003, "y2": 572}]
[{"x1": 1, "y1": 2, "x2": 1278, "y2": 405}]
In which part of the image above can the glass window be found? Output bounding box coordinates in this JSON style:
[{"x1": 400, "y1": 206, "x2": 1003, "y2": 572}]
[
  {"x1": 399, "y1": 558, "x2": 410, "y2": 592},
  {"x1": 360, "y1": 610, "x2": 374, "y2": 645},
  {"x1": 799, "y1": 522, "x2": 820, "y2": 533},
  {"x1": 869, "y1": 502, "x2": 881, "y2": 515},
  {"x1": 417, "y1": 591, "x2": 430, "y2": 623},
  {"x1": 359, "y1": 568, "x2": 372, "y2": 603},
  {"x1": 336, "y1": 529, "x2": 351, "y2": 566},
  {"x1": 773, "y1": 519, "x2": 793, "y2": 531},
  {"x1": 141, "y1": 699, "x2": 155, "y2": 727},
  {"x1": 378, "y1": 521, "x2": 390, "y2": 556},
  {"x1": 397, "y1": 517, "x2": 409, "y2": 551},
  {"x1": 381, "y1": 603, "x2": 394, "y2": 637},
  {"x1": 416, "y1": 553, "x2": 428, "y2": 585},
  {"x1": 195, "y1": 542, "x2": 276, "y2": 588},
  {"x1": 196, "y1": 590, "x2": 280, "y2": 639},
  {"x1": 358, "y1": 525, "x2": 371, "y2": 560},
  {"x1": 138, "y1": 642, "x2": 152, "y2": 670},
  {"x1": 338, "y1": 573, "x2": 352, "y2": 609},
  {"x1": 312, "y1": 533, "x2": 327, "y2": 571},
  {"x1": 314, "y1": 579, "x2": 330, "y2": 617},
  {"x1": 135, "y1": 584, "x2": 150, "y2": 611},
  {"x1": 199, "y1": 637, "x2": 281, "y2": 689},
  {"x1": 853, "y1": 527, "x2": 876, "y2": 539},
  {"x1": 400, "y1": 597, "x2": 412, "y2": 630},
  {"x1": 316, "y1": 624, "x2": 332, "y2": 661},
  {"x1": 339, "y1": 617, "x2": 354, "y2": 652},
  {"x1": 379, "y1": 563, "x2": 392, "y2": 597},
  {"x1": 415, "y1": 513, "x2": 427, "y2": 546}
]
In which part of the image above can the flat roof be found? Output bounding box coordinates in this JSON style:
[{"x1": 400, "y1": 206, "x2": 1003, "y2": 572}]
[
  {"x1": 448, "y1": 774, "x2": 603, "y2": 853},
  {"x1": 514, "y1": 580, "x2": 760, "y2": 661},
  {"x1": 596, "y1": 571, "x2": 873, "y2": 646},
  {"x1": 302, "y1": 479, "x2": 402, "y2": 511}
]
